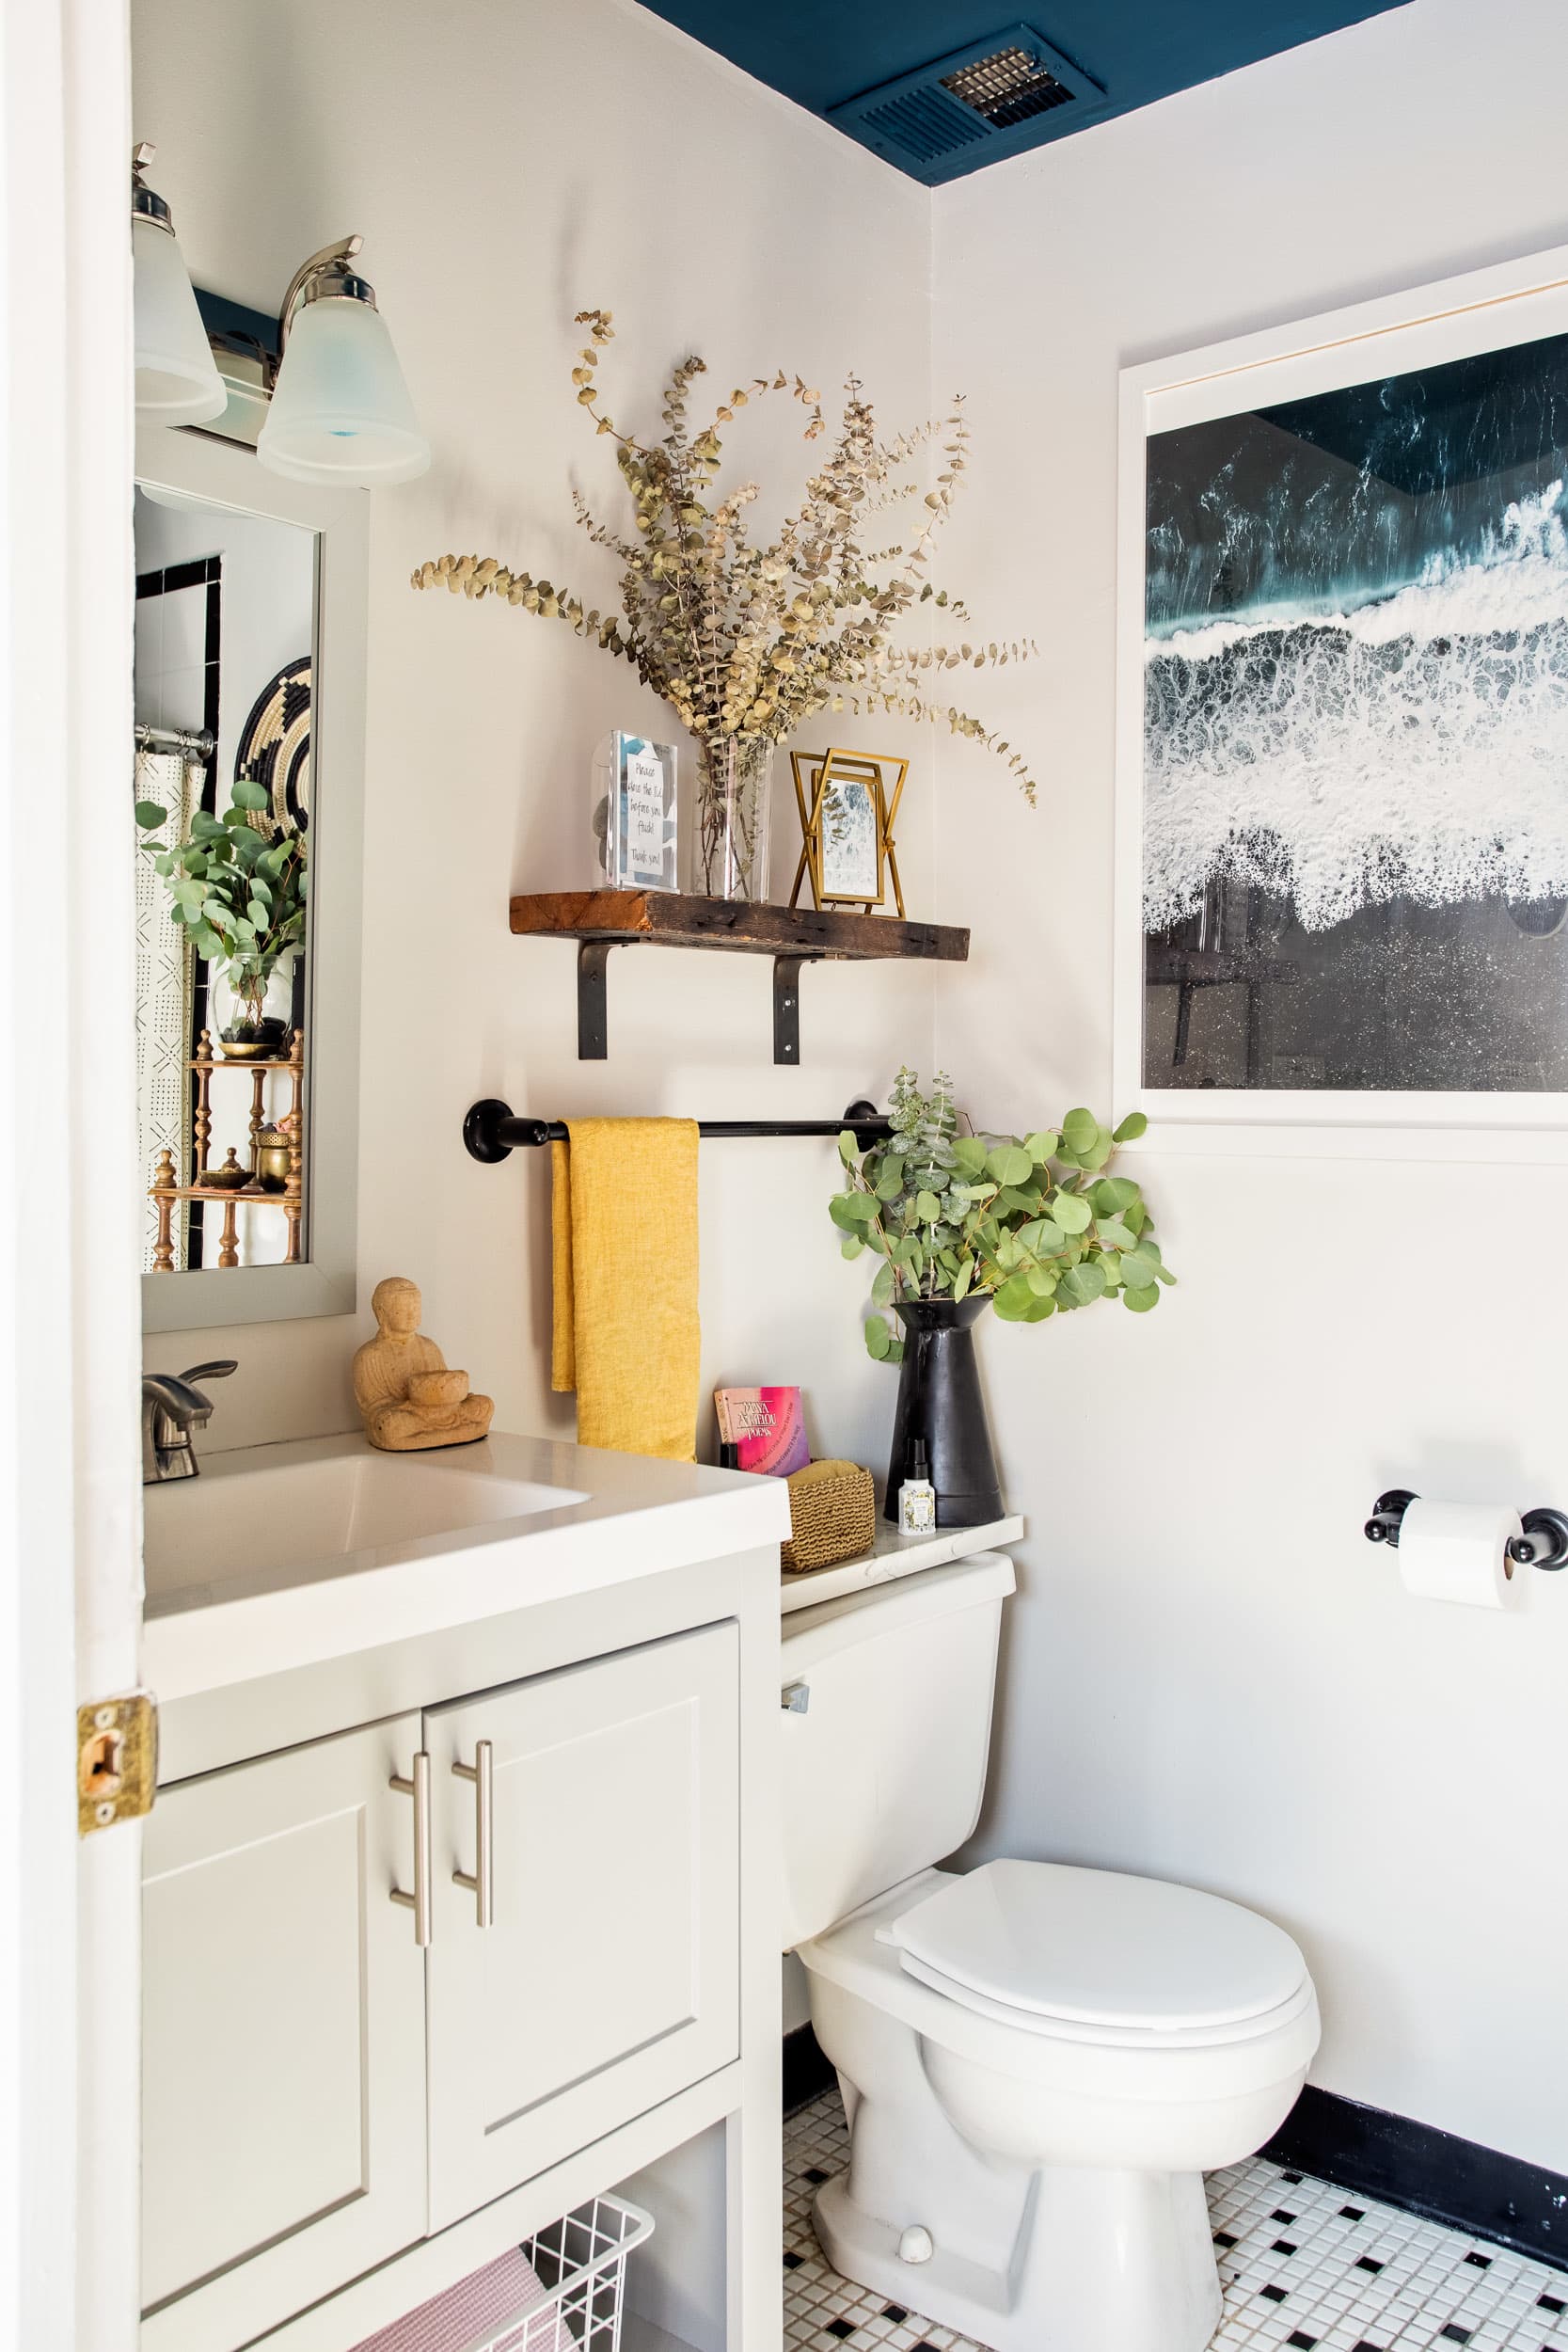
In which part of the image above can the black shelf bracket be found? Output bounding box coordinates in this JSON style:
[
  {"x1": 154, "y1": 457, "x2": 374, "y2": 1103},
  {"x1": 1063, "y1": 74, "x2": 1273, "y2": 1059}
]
[
  {"x1": 773, "y1": 954, "x2": 821, "y2": 1066},
  {"x1": 573, "y1": 936, "x2": 823, "y2": 1063},
  {"x1": 577, "y1": 939, "x2": 615, "y2": 1059}
]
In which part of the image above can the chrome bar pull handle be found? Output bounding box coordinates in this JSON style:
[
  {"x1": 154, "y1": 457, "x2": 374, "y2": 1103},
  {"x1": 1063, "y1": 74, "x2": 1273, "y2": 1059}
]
[
  {"x1": 389, "y1": 1750, "x2": 433, "y2": 1947},
  {"x1": 451, "y1": 1740, "x2": 494, "y2": 1928}
]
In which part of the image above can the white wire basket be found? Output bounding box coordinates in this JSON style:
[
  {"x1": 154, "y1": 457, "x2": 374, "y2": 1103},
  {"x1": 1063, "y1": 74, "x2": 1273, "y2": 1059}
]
[
  {"x1": 349, "y1": 2194, "x2": 654, "y2": 2352},
  {"x1": 509, "y1": 2196, "x2": 655, "y2": 2352}
]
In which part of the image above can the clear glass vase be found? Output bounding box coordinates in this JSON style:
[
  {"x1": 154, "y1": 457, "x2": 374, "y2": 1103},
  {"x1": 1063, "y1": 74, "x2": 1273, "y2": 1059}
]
[{"x1": 694, "y1": 736, "x2": 771, "y2": 902}]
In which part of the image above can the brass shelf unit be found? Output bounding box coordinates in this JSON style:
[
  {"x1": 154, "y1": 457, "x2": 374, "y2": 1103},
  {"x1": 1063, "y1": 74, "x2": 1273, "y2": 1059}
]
[{"x1": 150, "y1": 1027, "x2": 305, "y2": 1271}]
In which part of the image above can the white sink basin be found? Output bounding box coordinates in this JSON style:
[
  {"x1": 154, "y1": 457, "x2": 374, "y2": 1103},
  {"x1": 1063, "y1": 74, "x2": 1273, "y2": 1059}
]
[
  {"x1": 144, "y1": 1445, "x2": 586, "y2": 1600},
  {"x1": 138, "y1": 1427, "x2": 791, "y2": 1708}
]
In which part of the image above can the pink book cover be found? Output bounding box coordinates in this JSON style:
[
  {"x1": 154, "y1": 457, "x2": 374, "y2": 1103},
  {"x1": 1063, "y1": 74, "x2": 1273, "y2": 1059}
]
[{"x1": 715, "y1": 1385, "x2": 810, "y2": 1476}]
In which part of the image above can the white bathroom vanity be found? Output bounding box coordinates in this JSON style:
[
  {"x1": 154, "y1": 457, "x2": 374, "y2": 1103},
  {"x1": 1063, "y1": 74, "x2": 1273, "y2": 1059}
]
[{"x1": 138, "y1": 1431, "x2": 790, "y2": 2352}]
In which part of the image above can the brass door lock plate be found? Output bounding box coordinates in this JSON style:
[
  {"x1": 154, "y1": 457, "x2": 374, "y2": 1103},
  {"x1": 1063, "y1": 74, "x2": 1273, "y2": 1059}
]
[{"x1": 78, "y1": 1692, "x2": 157, "y2": 1834}]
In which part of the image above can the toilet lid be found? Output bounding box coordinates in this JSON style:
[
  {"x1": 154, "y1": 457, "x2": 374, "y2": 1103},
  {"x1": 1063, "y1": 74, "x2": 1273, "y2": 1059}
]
[{"x1": 881, "y1": 1859, "x2": 1308, "y2": 2032}]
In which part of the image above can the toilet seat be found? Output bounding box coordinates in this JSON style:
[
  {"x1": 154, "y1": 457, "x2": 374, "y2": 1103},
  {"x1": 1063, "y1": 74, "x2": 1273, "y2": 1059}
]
[
  {"x1": 893, "y1": 1947, "x2": 1319, "y2": 2051},
  {"x1": 801, "y1": 1867, "x2": 1322, "y2": 2113},
  {"x1": 879, "y1": 1857, "x2": 1310, "y2": 2041}
]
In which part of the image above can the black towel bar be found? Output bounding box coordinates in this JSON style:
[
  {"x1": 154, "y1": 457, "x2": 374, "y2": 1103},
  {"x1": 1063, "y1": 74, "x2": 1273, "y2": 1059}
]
[{"x1": 463, "y1": 1096, "x2": 893, "y2": 1164}]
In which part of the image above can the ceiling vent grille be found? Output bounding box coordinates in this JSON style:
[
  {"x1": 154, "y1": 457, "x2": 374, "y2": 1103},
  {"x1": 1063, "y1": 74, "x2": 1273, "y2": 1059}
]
[
  {"x1": 941, "y1": 44, "x2": 1075, "y2": 128},
  {"x1": 862, "y1": 87, "x2": 986, "y2": 167},
  {"x1": 829, "y1": 22, "x2": 1106, "y2": 186}
]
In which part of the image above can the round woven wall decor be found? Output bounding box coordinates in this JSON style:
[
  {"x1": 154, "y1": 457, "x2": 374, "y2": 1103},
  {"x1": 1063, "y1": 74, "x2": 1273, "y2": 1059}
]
[{"x1": 234, "y1": 655, "x2": 311, "y2": 838}]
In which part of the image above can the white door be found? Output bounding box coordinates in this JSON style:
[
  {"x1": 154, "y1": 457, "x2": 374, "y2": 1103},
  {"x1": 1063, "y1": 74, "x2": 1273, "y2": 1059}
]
[
  {"x1": 425, "y1": 1624, "x2": 740, "y2": 2231},
  {"x1": 2, "y1": 7, "x2": 142, "y2": 2350},
  {"x1": 140, "y1": 1717, "x2": 429, "y2": 2352}
]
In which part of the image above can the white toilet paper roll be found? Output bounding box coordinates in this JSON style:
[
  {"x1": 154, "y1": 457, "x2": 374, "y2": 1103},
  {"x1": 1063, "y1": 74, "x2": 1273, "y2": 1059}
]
[{"x1": 1397, "y1": 1497, "x2": 1523, "y2": 1609}]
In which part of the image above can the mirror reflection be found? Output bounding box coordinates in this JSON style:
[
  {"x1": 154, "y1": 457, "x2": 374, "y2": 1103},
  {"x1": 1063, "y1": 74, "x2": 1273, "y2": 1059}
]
[{"x1": 133, "y1": 485, "x2": 317, "y2": 1275}]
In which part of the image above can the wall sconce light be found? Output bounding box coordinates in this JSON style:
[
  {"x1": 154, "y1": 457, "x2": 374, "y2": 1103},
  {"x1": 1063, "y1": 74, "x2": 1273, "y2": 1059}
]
[
  {"x1": 256, "y1": 236, "x2": 430, "y2": 488},
  {"x1": 132, "y1": 143, "x2": 227, "y2": 424}
]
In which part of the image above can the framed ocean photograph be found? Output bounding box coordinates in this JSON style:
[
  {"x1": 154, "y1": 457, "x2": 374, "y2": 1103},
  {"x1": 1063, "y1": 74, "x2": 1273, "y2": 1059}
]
[{"x1": 1115, "y1": 246, "x2": 1568, "y2": 1156}]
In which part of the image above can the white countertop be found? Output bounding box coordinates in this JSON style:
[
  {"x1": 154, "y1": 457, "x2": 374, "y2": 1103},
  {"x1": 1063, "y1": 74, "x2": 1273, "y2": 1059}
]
[
  {"x1": 778, "y1": 1513, "x2": 1024, "y2": 1613},
  {"x1": 142, "y1": 1429, "x2": 791, "y2": 1703}
]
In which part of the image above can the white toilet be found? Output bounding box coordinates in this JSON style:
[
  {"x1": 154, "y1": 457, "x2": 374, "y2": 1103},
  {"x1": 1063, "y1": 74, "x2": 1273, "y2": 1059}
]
[{"x1": 783, "y1": 1551, "x2": 1320, "y2": 2352}]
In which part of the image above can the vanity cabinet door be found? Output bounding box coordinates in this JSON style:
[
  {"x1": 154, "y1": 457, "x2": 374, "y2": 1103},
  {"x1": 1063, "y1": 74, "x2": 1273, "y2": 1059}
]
[
  {"x1": 140, "y1": 1715, "x2": 428, "y2": 2352},
  {"x1": 425, "y1": 1621, "x2": 740, "y2": 2230}
]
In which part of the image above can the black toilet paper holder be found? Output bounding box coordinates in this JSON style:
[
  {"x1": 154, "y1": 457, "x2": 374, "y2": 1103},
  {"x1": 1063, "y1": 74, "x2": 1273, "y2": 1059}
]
[{"x1": 1364, "y1": 1489, "x2": 1568, "y2": 1570}]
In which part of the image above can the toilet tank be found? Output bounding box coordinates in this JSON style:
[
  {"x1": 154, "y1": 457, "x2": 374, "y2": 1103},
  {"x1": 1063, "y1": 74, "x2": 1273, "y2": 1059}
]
[{"x1": 780, "y1": 1551, "x2": 1015, "y2": 1949}]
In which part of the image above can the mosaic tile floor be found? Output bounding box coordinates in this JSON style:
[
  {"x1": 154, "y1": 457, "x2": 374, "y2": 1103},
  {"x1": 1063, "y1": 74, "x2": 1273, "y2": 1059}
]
[{"x1": 784, "y1": 2090, "x2": 1568, "y2": 2352}]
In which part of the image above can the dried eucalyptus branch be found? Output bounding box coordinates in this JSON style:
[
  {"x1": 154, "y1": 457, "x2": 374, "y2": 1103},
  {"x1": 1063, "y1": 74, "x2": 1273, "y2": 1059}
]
[{"x1": 412, "y1": 307, "x2": 1039, "y2": 803}]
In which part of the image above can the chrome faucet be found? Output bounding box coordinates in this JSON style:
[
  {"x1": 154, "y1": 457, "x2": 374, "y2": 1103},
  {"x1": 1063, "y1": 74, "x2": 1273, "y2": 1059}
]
[{"x1": 141, "y1": 1360, "x2": 236, "y2": 1484}]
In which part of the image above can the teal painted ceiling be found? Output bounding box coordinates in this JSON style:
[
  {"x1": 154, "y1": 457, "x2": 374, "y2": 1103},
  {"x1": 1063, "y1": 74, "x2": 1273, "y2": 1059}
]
[{"x1": 639, "y1": 0, "x2": 1412, "y2": 183}]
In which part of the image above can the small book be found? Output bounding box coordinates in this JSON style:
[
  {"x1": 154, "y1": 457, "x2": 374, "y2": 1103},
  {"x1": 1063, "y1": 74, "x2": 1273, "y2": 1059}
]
[{"x1": 713, "y1": 1385, "x2": 810, "y2": 1477}]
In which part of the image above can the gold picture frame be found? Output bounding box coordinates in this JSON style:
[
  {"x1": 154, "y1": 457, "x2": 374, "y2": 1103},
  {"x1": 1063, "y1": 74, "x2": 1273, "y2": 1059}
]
[{"x1": 788, "y1": 746, "x2": 910, "y2": 915}]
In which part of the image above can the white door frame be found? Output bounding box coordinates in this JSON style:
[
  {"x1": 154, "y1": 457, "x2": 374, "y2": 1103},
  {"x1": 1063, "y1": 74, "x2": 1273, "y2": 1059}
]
[{"x1": 2, "y1": 3, "x2": 143, "y2": 2347}]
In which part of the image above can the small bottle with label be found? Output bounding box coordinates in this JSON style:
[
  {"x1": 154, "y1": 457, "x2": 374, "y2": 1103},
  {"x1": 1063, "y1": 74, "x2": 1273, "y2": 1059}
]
[{"x1": 898, "y1": 1439, "x2": 937, "y2": 1535}]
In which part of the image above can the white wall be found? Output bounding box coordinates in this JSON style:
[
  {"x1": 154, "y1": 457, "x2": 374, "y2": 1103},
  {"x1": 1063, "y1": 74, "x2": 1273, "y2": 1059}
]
[
  {"x1": 134, "y1": 0, "x2": 1568, "y2": 2175},
  {"x1": 932, "y1": 0, "x2": 1568, "y2": 2169},
  {"x1": 135, "y1": 0, "x2": 935, "y2": 1470}
]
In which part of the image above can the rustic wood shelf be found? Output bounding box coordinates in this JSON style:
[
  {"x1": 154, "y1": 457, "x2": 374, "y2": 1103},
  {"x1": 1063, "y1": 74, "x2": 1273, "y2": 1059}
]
[{"x1": 508, "y1": 890, "x2": 970, "y2": 1062}]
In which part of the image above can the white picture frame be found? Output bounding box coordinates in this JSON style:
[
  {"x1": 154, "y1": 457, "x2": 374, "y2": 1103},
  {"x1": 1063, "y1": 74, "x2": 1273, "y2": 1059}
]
[{"x1": 1115, "y1": 243, "x2": 1568, "y2": 1162}]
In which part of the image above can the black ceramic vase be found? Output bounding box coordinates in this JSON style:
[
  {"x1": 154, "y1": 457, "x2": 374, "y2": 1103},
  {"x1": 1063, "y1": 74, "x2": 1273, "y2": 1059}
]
[{"x1": 884, "y1": 1295, "x2": 1006, "y2": 1528}]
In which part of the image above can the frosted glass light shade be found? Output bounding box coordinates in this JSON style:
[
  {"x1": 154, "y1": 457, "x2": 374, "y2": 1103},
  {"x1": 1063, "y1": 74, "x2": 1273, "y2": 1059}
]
[
  {"x1": 257, "y1": 295, "x2": 430, "y2": 487},
  {"x1": 134, "y1": 216, "x2": 226, "y2": 421}
]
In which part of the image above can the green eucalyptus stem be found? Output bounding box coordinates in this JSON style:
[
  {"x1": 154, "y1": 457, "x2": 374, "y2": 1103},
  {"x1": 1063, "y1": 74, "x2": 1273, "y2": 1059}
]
[
  {"x1": 831, "y1": 1067, "x2": 1174, "y2": 1362},
  {"x1": 134, "y1": 778, "x2": 307, "y2": 1024}
]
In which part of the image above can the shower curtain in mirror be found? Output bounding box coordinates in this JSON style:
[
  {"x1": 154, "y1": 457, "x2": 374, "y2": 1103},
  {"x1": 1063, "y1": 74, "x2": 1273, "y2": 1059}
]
[{"x1": 134, "y1": 747, "x2": 200, "y2": 1272}]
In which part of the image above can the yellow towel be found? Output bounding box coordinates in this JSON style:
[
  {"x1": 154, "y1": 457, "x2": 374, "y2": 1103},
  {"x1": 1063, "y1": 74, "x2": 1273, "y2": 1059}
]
[{"x1": 550, "y1": 1118, "x2": 701, "y2": 1460}]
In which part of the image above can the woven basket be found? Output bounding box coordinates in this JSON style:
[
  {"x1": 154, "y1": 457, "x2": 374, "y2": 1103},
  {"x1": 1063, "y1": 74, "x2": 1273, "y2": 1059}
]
[{"x1": 781, "y1": 1458, "x2": 876, "y2": 1574}]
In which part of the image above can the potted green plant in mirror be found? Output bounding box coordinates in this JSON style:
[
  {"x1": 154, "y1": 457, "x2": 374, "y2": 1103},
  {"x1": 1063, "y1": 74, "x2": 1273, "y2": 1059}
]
[
  {"x1": 832, "y1": 1069, "x2": 1171, "y2": 1526},
  {"x1": 135, "y1": 780, "x2": 307, "y2": 1058},
  {"x1": 413, "y1": 309, "x2": 1038, "y2": 904}
]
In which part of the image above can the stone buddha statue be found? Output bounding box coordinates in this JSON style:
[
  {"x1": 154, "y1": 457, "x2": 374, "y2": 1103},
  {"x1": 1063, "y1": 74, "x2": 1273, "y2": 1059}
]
[{"x1": 352, "y1": 1275, "x2": 494, "y2": 1452}]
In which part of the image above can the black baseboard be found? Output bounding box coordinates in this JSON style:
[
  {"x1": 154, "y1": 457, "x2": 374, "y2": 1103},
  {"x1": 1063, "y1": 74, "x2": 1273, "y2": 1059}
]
[
  {"x1": 783, "y1": 2022, "x2": 834, "y2": 2115},
  {"x1": 1264, "y1": 2087, "x2": 1568, "y2": 2274},
  {"x1": 785, "y1": 2036, "x2": 1568, "y2": 2273}
]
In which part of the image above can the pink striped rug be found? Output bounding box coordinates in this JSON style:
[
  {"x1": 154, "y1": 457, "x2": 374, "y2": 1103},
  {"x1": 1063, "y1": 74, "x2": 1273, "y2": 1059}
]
[{"x1": 348, "y1": 2246, "x2": 568, "y2": 2352}]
